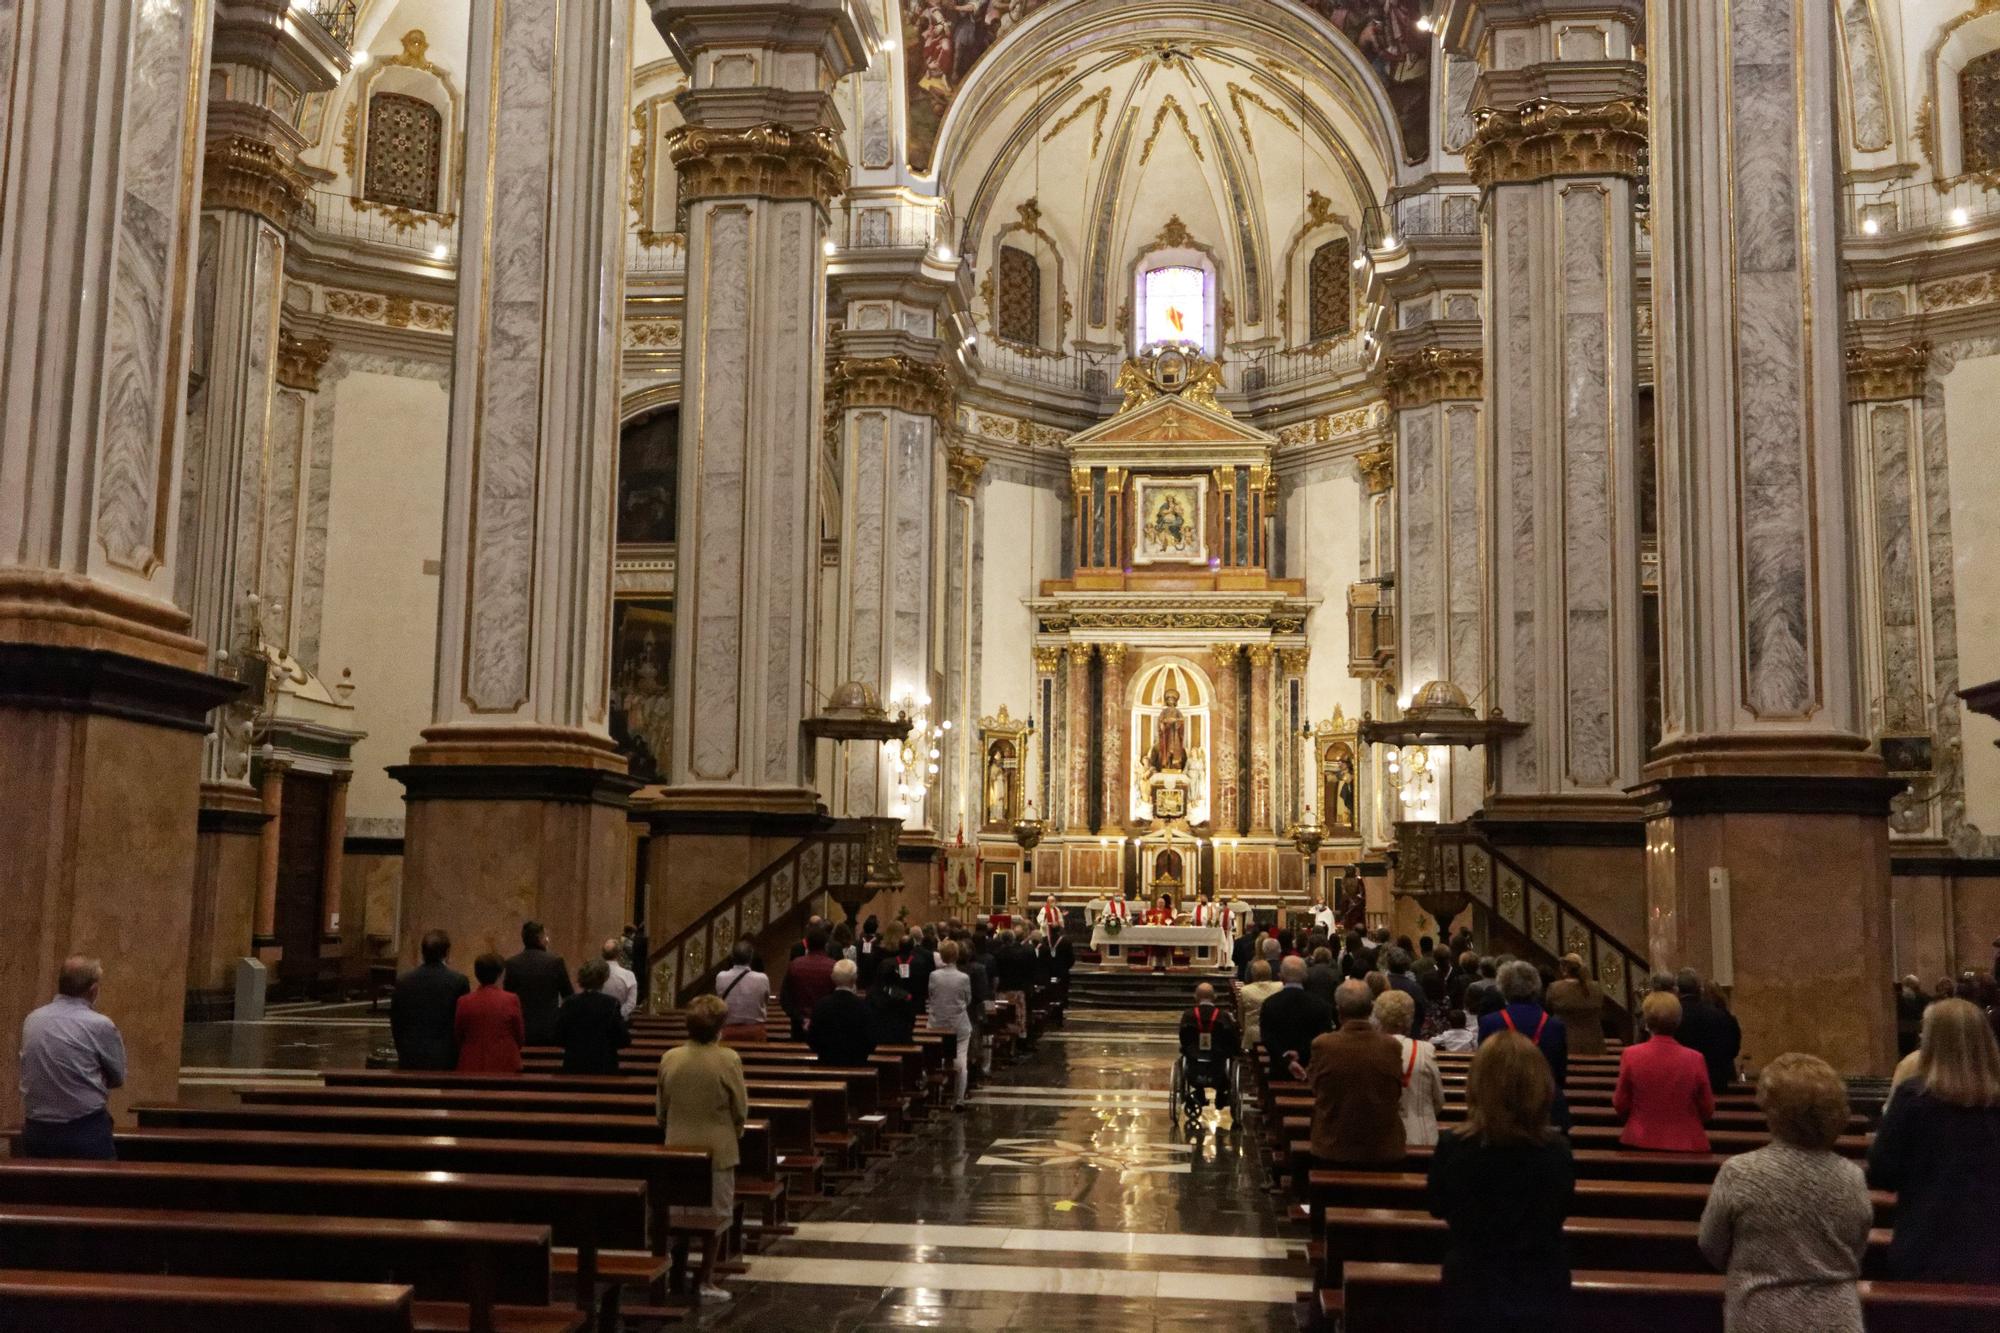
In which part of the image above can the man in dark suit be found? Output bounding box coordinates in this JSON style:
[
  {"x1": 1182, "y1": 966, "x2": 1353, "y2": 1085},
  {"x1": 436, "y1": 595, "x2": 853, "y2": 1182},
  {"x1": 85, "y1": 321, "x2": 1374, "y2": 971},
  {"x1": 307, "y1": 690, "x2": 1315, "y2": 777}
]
[
  {"x1": 1304, "y1": 947, "x2": 1341, "y2": 1008},
  {"x1": 1674, "y1": 968, "x2": 1742, "y2": 1092},
  {"x1": 1232, "y1": 927, "x2": 1257, "y2": 983},
  {"x1": 808, "y1": 960, "x2": 878, "y2": 1068},
  {"x1": 390, "y1": 929, "x2": 469, "y2": 1070},
  {"x1": 1259, "y1": 955, "x2": 1334, "y2": 1082},
  {"x1": 1306, "y1": 980, "x2": 1406, "y2": 1165},
  {"x1": 781, "y1": 924, "x2": 838, "y2": 1039},
  {"x1": 504, "y1": 920, "x2": 574, "y2": 1046},
  {"x1": 553, "y1": 960, "x2": 628, "y2": 1075}
]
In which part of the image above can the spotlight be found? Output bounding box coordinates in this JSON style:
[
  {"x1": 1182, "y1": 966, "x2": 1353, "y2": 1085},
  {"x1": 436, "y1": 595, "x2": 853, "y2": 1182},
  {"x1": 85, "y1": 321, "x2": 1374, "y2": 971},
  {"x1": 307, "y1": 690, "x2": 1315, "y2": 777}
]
[
  {"x1": 936, "y1": 244, "x2": 955, "y2": 262},
  {"x1": 351, "y1": 50, "x2": 370, "y2": 68},
  {"x1": 1861, "y1": 217, "x2": 1880, "y2": 236},
  {"x1": 1352, "y1": 256, "x2": 1366, "y2": 270},
  {"x1": 431, "y1": 243, "x2": 448, "y2": 259},
  {"x1": 823, "y1": 238, "x2": 838, "y2": 256},
  {"x1": 1380, "y1": 232, "x2": 1398, "y2": 249},
  {"x1": 1950, "y1": 207, "x2": 1970, "y2": 227},
  {"x1": 1416, "y1": 16, "x2": 1435, "y2": 33}
]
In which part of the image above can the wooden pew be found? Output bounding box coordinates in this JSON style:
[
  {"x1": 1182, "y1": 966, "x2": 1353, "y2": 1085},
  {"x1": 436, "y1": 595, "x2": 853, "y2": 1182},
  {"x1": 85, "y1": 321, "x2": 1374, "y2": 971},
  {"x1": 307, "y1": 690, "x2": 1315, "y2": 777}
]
[
  {"x1": 0, "y1": 1204, "x2": 565, "y2": 1333},
  {"x1": 1339, "y1": 1262, "x2": 2000, "y2": 1333},
  {"x1": 1304, "y1": 1170, "x2": 1897, "y2": 1231},
  {"x1": 0, "y1": 1269, "x2": 417, "y2": 1332},
  {"x1": 0, "y1": 1158, "x2": 643, "y2": 1330}
]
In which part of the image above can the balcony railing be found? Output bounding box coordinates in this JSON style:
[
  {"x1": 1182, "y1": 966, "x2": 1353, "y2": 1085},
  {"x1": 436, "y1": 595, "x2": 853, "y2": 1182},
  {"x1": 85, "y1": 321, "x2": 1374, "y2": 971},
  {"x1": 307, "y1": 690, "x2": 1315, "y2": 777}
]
[
  {"x1": 1241, "y1": 337, "x2": 1369, "y2": 392},
  {"x1": 306, "y1": 189, "x2": 457, "y2": 260},
  {"x1": 1847, "y1": 173, "x2": 2000, "y2": 242},
  {"x1": 974, "y1": 339, "x2": 1118, "y2": 396},
  {"x1": 1364, "y1": 193, "x2": 1481, "y2": 250},
  {"x1": 300, "y1": 0, "x2": 358, "y2": 50}
]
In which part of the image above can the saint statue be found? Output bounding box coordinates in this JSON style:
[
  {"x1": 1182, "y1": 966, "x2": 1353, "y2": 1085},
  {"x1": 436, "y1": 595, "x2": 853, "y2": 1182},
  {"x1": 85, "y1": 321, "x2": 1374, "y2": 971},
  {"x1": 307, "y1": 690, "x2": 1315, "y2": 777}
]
[
  {"x1": 985, "y1": 753, "x2": 1011, "y2": 826},
  {"x1": 1147, "y1": 689, "x2": 1189, "y2": 774}
]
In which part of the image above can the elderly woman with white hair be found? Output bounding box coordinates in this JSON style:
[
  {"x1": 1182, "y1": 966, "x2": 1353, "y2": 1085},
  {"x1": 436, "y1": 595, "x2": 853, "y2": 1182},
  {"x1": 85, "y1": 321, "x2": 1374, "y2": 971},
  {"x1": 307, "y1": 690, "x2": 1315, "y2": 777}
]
[
  {"x1": 1374, "y1": 988, "x2": 1445, "y2": 1146},
  {"x1": 1476, "y1": 959, "x2": 1572, "y2": 1132}
]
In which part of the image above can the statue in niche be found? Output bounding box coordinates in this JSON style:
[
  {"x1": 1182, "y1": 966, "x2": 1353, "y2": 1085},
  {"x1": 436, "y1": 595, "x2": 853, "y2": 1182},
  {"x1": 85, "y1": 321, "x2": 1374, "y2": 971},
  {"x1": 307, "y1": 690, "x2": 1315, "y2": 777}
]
[
  {"x1": 1146, "y1": 689, "x2": 1190, "y2": 774},
  {"x1": 983, "y1": 739, "x2": 1016, "y2": 828},
  {"x1": 1324, "y1": 744, "x2": 1358, "y2": 833}
]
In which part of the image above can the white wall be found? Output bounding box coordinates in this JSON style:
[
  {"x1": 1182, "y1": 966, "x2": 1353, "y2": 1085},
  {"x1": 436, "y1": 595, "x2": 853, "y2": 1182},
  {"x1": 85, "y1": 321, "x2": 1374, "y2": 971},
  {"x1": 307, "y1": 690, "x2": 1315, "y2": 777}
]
[
  {"x1": 318, "y1": 367, "x2": 451, "y2": 823},
  {"x1": 978, "y1": 475, "x2": 1062, "y2": 720},
  {"x1": 1944, "y1": 352, "x2": 2000, "y2": 837},
  {"x1": 1285, "y1": 469, "x2": 1365, "y2": 727}
]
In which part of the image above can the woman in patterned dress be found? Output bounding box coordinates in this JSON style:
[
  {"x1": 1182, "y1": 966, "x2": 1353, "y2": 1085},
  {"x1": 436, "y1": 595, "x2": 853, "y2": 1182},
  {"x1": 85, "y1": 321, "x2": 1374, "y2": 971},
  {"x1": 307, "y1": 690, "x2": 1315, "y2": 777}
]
[{"x1": 1697, "y1": 1054, "x2": 1871, "y2": 1333}]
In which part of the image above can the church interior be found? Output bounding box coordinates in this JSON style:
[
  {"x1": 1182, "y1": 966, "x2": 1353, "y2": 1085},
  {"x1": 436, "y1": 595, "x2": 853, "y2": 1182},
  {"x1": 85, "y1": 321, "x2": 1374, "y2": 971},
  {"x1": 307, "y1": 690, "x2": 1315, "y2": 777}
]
[{"x1": 5, "y1": 0, "x2": 2000, "y2": 1327}]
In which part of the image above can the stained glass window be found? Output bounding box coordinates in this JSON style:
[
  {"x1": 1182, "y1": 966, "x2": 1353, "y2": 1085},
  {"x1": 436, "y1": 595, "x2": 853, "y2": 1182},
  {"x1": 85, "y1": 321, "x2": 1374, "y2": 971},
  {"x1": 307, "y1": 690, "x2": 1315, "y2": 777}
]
[
  {"x1": 363, "y1": 92, "x2": 443, "y2": 212},
  {"x1": 1142, "y1": 265, "x2": 1206, "y2": 349},
  {"x1": 995, "y1": 245, "x2": 1041, "y2": 346},
  {"x1": 1963, "y1": 50, "x2": 2000, "y2": 176},
  {"x1": 1309, "y1": 238, "x2": 1352, "y2": 342}
]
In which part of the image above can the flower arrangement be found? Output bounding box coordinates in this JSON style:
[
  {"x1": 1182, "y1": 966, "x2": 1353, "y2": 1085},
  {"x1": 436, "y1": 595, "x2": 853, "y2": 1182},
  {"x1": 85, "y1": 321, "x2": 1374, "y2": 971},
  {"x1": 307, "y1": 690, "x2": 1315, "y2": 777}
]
[{"x1": 1103, "y1": 916, "x2": 1123, "y2": 937}]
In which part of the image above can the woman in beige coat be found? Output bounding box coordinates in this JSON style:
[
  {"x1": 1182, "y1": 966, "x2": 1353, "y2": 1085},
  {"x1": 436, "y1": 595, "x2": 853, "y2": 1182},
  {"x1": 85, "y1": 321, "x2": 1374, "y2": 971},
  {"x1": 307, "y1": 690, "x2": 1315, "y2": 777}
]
[
  {"x1": 657, "y1": 994, "x2": 748, "y2": 1303},
  {"x1": 1544, "y1": 953, "x2": 1606, "y2": 1056}
]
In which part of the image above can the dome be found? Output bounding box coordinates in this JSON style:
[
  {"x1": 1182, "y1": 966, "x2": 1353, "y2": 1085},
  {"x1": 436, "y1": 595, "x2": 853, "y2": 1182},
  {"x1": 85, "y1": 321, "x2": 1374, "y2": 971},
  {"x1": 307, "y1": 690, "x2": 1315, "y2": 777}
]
[{"x1": 1405, "y1": 679, "x2": 1474, "y2": 719}]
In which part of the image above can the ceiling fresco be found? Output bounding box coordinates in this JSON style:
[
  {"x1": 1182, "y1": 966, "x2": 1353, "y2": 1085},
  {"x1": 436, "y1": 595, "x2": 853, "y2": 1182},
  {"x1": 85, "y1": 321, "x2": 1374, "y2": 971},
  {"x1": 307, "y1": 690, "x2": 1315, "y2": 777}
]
[{"x1": 898, "y1": 0, "x2": 1434, "y2": 172}]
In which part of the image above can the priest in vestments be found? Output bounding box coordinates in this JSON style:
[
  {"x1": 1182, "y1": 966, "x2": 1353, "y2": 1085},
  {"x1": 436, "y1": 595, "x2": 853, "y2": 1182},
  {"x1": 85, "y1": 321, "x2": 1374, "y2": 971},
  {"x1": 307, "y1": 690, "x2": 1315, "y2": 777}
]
[{"x1": 1145, "y1": 894, "x2": 1177, "y2": 926}]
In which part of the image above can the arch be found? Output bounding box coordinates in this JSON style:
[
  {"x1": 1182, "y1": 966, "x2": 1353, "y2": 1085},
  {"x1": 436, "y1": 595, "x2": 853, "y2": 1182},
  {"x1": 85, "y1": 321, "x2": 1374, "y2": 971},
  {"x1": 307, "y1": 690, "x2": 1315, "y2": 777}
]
[
  {"x1": 981, "y1": 198, "x2": 1069, "y2": 353},
  {"x1": 631, "y1": 61, "x2": 691, "y2": 248},
  {"x1": 1924, "y1": 6, "x2": 2000, "y2": 183},
  {"x1": 343, "y1": 29, "x2": 461, "y2": 220},
  {"x1": 1126, "y1": 218, "x2": 1225, "y2": 354},
  {"x1": 1127, "y1": 654, "x2": 1215, "y2": 825}
]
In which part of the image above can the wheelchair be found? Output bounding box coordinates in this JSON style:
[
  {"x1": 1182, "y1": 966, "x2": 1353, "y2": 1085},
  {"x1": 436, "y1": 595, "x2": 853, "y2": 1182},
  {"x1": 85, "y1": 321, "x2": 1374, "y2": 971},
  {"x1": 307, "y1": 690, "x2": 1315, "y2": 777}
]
[{"x1": 1169, "y1": 1040, "x2": 1243, "y2": 1134}]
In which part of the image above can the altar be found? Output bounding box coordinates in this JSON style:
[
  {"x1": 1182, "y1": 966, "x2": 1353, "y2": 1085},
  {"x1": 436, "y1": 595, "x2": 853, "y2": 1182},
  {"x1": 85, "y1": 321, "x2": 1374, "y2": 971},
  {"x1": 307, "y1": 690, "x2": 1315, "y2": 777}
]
[{"x1": 1090, "y1": 922, "x2": 1232, "y2": 969}]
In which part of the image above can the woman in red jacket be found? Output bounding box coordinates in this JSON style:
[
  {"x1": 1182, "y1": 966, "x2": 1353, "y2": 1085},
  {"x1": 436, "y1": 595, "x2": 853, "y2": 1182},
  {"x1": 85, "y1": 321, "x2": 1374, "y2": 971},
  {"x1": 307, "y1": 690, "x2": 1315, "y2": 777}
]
[
  {"x1": 455, "y1": 952, "x2": 525, "y2": 1074},
  {"x1": 1613, "y1": 991, "x2": 1715, "y2": 1151}
]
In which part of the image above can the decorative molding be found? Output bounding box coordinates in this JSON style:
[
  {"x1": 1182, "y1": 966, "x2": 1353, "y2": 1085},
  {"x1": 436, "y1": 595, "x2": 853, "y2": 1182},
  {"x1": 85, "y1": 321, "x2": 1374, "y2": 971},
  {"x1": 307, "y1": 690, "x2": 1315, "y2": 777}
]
[
  {"x1": 1042, "y1": 86, "x2": 1111, "y2": 159},
  {"x1": 1846, "y1": 342, "x2": 1932, "y2": 402},
  {"x1": 1210, "y1": 642, "x2": 1241, "y2": 666},
  {"x1": 625, "y1": 317, "x2": 684, "y2": 351},
  {"x1": 1381, "y1": 347, "x2": 1484, "y2": 409},
  {"x1": 1246, "y1": 643, "x2": 1275, "y2": 667},
  {"x1": 1149, "y1": 215, "x2": 1196, "y2": 251},
  {"x1": 1032, "y1": 645, "x2": 1063, "y2": 674},
  {"x1": 1113, "y1": 343, "x2": 1230, "y2": 416},
  {"x1": 1356, "y1": 442, "x2": 1395, "y2": 494},
  {"x1": 1273, "y1": 401, "x2": 1392, "y2": 449},
  {"x1": 1139, "y1": 96, "x2": 1203, "y2": 166},
  {"x1": 1465, "y1": 98, "x2": 1649, "y2": 190},
  {"x1": 1226, "y1": 82, "x2": 1297, "y2": 157},
  {"x1": 275, "y1": 330, "x2": 335, "y2": 392},
  {"x1": 826, "y1": 355, "x2": 957, "y2": 423},
  {"x1": 323, "y1": 286, "x2": 454, "y2": 333},
  {"x1": 202, "y1": 134, "x2": 311, "y2": 229},
  {"x1": 1279, "y1": 647, "x2": 1311, "y2": 677},
  {"x1": 667, "y1": 122, "x2": 848, "y2": 210},
  {"x1": 1100, "y1": 642, "x2": 1130, "y2": 667},
  {"x1": 946, "y1": 447, "x2": 988, "y2": 497}
]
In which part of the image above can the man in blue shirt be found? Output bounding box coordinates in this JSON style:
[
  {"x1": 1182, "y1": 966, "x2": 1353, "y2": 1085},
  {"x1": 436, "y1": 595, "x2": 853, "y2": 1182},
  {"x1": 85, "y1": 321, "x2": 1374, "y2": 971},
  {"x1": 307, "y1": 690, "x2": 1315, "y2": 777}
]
[{"x1": 18, "y1": 955, "x2": 127, "y2": 1159}]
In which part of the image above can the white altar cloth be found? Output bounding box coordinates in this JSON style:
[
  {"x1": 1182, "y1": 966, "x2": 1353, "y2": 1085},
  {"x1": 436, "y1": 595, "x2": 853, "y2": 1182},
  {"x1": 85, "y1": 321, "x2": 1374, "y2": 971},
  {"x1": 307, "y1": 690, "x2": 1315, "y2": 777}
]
[{"x1": 1090, "y1": 923, "x2": 1231, "y2": 965}]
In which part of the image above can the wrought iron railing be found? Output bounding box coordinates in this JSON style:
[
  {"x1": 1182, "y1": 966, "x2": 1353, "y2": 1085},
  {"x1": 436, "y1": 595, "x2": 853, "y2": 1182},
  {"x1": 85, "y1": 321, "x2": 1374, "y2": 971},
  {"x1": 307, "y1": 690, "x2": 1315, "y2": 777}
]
[
  {"x1": 645, "y1": 825, "x2": 875, "y2": 1010},
  {"x1": 1422, "y1": 822, "x2": 1652, "y2": 1039},
  {"x1": 302, "y1": 0, "x2": 359, "y2": 50},
  {"x1": 1847, "y1": 172, "x2": 2000, "y2": 242},
  {"x1": 1241, "y1": 336, "x2": 1370, "y2": 391}
]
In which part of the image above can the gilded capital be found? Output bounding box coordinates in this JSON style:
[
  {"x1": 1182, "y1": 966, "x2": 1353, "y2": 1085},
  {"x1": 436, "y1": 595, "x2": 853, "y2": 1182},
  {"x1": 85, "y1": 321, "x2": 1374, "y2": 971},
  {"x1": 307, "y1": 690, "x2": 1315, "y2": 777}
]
[
  {"x1": 1032, "y1": 645, "x2": 1062, "y2": 674},
  {"x1": 1210, "y1": 642, "x2": 1242, "y2": 667},
  {"x1": 1279, "y1": 647, "x2": 1311, "y2": 677},
  {"x1": 826, "y1": 355, "x2": 958, "y2": 425},
  {"x1": 1100, "y1": 643, "x2": 1130, "y2": 669},
  {"x1": 1246, "y1": 644, "x2": 1275, "y2": 667},
  {"x1": 1846, "y1": 342, "x2": 1931, "y2": 403},
  {"x1": 1466, "y1": 98, "x2": 1650, "y2": 191},
  {"x1": 666, "y1": 122, "x2": 848, "y2": 211},
  {"x1": 946, "y1": 447, "x2": 988, "y2": 497},
  {"x1": 275, "y1": 329, "x2": 334, "y2": 392},
  {"x1": 1356, "y1": 443, "x2": 1394, "y2": 495},
  {"x1": 202, "y1": 134, "x2": 312, "y2": 229},
  {"x1": 1381, "y1": 348, "x2": 1483, "y2": 409}
]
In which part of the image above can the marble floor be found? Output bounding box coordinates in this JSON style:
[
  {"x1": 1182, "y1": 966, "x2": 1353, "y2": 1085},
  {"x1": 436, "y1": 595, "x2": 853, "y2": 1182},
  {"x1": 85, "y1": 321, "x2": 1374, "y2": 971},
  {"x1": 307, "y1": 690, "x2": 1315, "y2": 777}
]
[{"x1": 180, "y1": 1003, "x2": 1305, "y2": 1330}]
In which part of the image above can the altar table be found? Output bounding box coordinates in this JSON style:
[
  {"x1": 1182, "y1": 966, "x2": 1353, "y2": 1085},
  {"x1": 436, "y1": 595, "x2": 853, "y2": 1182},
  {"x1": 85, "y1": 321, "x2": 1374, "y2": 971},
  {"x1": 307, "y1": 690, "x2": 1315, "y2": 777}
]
[{"x1": 1090, "y1": 923, "x2": 1231, "y2": 968}]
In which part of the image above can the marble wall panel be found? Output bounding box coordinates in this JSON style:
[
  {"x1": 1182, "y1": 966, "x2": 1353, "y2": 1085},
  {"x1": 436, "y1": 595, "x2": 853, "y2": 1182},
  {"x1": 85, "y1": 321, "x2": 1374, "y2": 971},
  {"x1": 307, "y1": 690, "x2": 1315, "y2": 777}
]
[
  {"x1": 1501, "y1": 201, "x2": 1539, "y2": 785},
  {"x1": 1560, "y1": 186, "x2": 1614, "y2": 786},
  {"x1": 1839, "y1": 0, "x2": 1890, "y2": 152},
  {"x1": 847, "y1": 413, "x2": 887, "y2": 687},
  {"x1": 263, "y1": 389, "x2": 310, "y2": 648},
  {"x1": 1400, "y1": 409, "x2": 1439, "y2": 684},
  {"x1": 861, "y1": 69, "x2": 893, "y2": 169},
  {"x1": 1872, "y1": 407, "x2": 1920, "y2": 715},
  {"x1": 762, "y1": 207, "x2": 810, "y2": 786},
  {"x1": 891, "y1": 415, "x2": 930, "y2": 684},
  {"x1": 1930, "y1": 339, "x2": 2000, "y2": 857},
  {"x1": 688, "y1": 207, "x2": 752, "y2": 781}
]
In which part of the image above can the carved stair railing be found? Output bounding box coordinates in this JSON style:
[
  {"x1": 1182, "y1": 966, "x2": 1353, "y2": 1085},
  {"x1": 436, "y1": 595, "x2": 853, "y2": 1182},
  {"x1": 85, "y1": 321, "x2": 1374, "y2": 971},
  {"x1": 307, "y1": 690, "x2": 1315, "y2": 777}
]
[
  {"x1": 1418, "y1": 822, "x2": 1652, "y2": 1041},
  {"x1": 645, "y1": 823, "x2": 876, "y2": 1012}
]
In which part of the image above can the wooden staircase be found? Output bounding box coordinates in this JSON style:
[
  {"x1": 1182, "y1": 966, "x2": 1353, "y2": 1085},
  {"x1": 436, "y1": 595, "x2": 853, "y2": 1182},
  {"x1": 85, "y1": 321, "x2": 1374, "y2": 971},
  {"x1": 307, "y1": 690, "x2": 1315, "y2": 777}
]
[
  {"x1": 645, "y1": 823, "x2": 878, "y2": 1010},
  {"x1": 1418, "y1": 823, "x2": 1652, "y2": 1040}
]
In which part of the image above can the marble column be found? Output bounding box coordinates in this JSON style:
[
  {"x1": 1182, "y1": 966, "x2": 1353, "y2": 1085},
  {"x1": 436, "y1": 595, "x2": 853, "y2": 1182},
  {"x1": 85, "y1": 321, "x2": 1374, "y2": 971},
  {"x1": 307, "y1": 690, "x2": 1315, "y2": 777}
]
[
  {"x1": 393, "y1": 0, "x2": 636, "y2": 966},
  {"x1": 1031, "y1": 644, "x2": 1061, "y2": 818},
  {"x1": 652, "y1": 0, "x2": 878, "y2": 814},
  {"x1": 825, "y1": 347, "x2": 956, "y2": 828},
  {"x1": 1449, "y1": 0, "x2": 1647, "y2": 826},
  {"x1": 1280, "y1": 648, "x2": 1311, "y2": 829},
  {"x1": 182, "y1": 1, "x2": 343, "y2": 969},
  {"x1": 0, "y1": 0, "x2": 238, "y2": 1121},
  {"x1": 1387, "y1": 349, "x2": 1487, "y2": 821},
  {"x1": 1101, "y1": 643, "x2": 1130, "y2": 831},
  {"x1": 941, "y1": 451, "x2": 987, "y2": 839},
  {"x1": 1065, "y1": 645, "x2": 1093, "y2": 833},
  {"x1": 1639, "y1": 0, "x2": 1897, "y2": 1073},
  {"x1": 1248, "y1": 644, "x2": 1275, "y2": 834},
  {"x1": 1209, "y1": 644, "x2": 1241, "y2": 834}
]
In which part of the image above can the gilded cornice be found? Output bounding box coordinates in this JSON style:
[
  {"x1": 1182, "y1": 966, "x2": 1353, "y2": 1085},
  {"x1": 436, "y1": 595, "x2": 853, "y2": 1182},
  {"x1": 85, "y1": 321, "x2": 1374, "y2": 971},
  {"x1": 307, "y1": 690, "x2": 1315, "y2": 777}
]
[
  {"x1": 946, "y1": 447, "x2": 988, "y2": 497},
  {"x1": 1846, "y1": 342, "x2": 1932, "y2": 403},
  {"x1": 666, "y1": 122, "x2": 848, "y2": 211},
  {"x1": 1356, "y1": 443, "x2": 1394, "y2": 495},
  {"x1": 826, "y1": 354, "x2": 957, "y2": 424},
  {"x1": 1381, "y1": 347, "x2": 1484, "y2": 409},
  {"x1": 203, "y1": 134, "x2": 312, "y2": 229},
  {"x1": 1465, "y1": 98, "x2": 1649, "y2": 190},
  {"x1": 275, "y1": 330, "x2": 334, "y2": 392}
]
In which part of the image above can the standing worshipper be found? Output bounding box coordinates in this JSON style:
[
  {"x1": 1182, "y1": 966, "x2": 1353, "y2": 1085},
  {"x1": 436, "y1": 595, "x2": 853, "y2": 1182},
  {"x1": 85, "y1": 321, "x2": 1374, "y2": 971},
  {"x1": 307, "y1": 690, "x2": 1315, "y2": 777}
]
[
  {"x1": 16, "y1": 956, "x2": 126, "y2": 1160},
  {"x1": 714, "y1": 941, "x2": 771, "y2": 1044},
  {"x1": 1699, "y1": 1054, "x2": 1872, "y2": 1333},
  {"x1": 1305, "y1": 980, "x2": 1406, "y2": 1166},
  {"x1": 1375, "y1": 989, "x2": 1445, "y2": 1147},
  {"x1": 1613, "y1": 991, "x2": 1714, "y2": 1151},
  {"x1": 554, "y1": 960, "x2": 630, "y2": 1075},
  {"x1": 656, "y1": 996, "x2": 747, "y2": 1305},
  {"x1": 455, "y1": 953, "x2": 525, "y2": 1074},
  {"x1": 780, "y1": 924, "x2": 837, "y2": 1039},
  {"x1": 808, "y1": 960, "x2": 879, "y2": 1069},
  {"x1": 1866, "y1": 998, "x2": 2000, "y2": 1282},
  {"x1": 1383, "y1": 947, "x2": 1429, "y2": 1035},
  {"x1": 390, "y1": 929, "x2": 469, "y2": 1071},
  {"x1": 504, "y1": 920, "x2": 574, "y2": 1046},
  {"x1": 1261, "y1": 955, "x2": 1334, "y2": 1082},
  {"x1": 1675, "y1": 968, "x2": 1742, "y2": 1091},
  {"x1": 600, "y1": 938, "x2": 639, "y2": 1019},
  {"x1": 1544, "y1": 954, "x2": 1606, "y2": 1056},
  {"x1": 1427, "y1": 1033, "x2": 1575, "y2": 1333},
  {"x1": 1237, "y1": 959, "x2": 1282, "y2": 1049},
  {"x1": 928, "y1": 939, "x2": 975, "y2": 1109},
  {"x1": 1477, "y1": 960, "x2": 1571, "y2": 1131}
]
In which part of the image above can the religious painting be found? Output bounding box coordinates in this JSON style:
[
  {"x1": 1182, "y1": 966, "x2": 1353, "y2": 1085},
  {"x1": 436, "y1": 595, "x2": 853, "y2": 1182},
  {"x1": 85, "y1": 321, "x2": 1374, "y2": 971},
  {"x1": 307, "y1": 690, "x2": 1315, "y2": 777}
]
[
  {"x1": 1321, "y1": 740, "x2": 1358, "y2": 834},
  {"x1": 1131, "y1": 477, "x2": 1206, "y2": 566},
  {"x1": 902, "y1": 0, "x2": 1058, "y2": 172},
  {"x1": 1298, "y1": 2, "x2": 1433, "y2": 163},
  {"x1": 617, "y1": 408, "x2": 679, "y2": 545},
  {"x1": 610, "y1": 599, "x2": 673, "y2": 783}
]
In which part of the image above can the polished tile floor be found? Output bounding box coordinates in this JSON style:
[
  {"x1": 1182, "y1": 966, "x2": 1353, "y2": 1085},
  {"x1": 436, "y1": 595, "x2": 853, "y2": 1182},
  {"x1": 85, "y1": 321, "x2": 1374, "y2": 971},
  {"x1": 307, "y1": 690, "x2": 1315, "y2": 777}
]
[{"x1": 181, "y1": 1003, "x2": 1305, "y2": 1329}]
